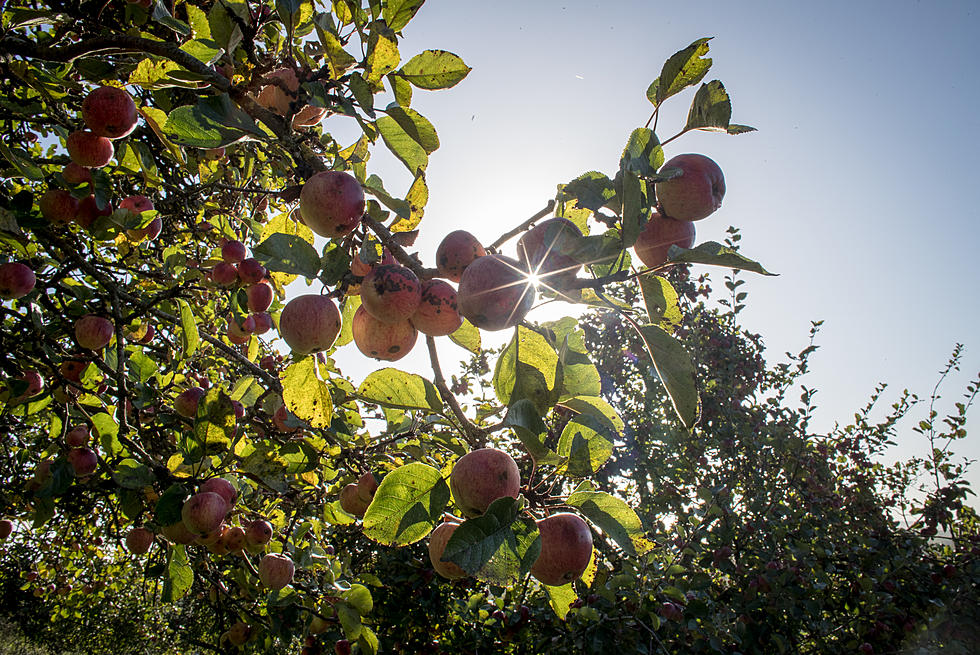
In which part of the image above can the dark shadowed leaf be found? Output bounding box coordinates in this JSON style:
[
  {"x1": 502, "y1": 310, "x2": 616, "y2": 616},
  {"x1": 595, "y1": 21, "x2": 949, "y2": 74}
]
[{"x1": 442, "y1": 497, "x2": 541, "y2": 585}]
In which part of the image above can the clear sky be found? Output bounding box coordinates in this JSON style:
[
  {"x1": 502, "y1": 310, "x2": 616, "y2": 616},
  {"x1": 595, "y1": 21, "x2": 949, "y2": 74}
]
[{"x1": 326, "y1": 1, "x2": 980, "y2": 492}]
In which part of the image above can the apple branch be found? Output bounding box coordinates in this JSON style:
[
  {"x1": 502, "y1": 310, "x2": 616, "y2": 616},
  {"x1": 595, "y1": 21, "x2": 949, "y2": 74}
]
[
  {"x1": 362, "y1": 215, "x2": 439, "y2": 280},
  {"x1": 487, "y1": 200, "x2": 555, "y2": 252},
  {"x1": 425, "y1": 335, "x2": 484, "y2": 448}
]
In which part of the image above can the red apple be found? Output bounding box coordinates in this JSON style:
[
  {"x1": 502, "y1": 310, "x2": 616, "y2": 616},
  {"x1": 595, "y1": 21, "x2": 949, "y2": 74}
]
[
  {"x1": 428, "y1": 521, "x2": 467, "y2": 579},
  {"x1": 633, "y1": 209, "x2": 696, "y2": 268},
  {"x1": 251, "y1": 311, "x2": 273, "y2": 335},
  {"x1": 278, "y1": 294, "x2": 342, "y2": 354},
  {"x1": 221, "y1": 526, "x2": 247, "y2": 552},
  {"x1": 82, "y1": 86, "x2": 138, "y2": 139},
  {"x1": 517, "y1": 218, "x2": 583, "y2": 288},
  {"x1": 74, "y1": 315, "x2": 114, "y2": 350},
  {"x1": 227, "y1": 621, "x2": 250, "y2": 646},
  {"x1": 237, "y1": 258, "x2": 266, "y2": 284},
  {"x1": 181, "y1": 491, "x2": 229, "y2": 535},
  {"x1": 160, "y1": 521, "x2": 197, "y2": 545},
  {"x1": 258, "y1": 553, "x2": 295, "y2": 589},
  {"x1": 210, "y1": 262, "x2": 239, "y2": 286},
  {"x1": 411, "y1": 279, "x2": 463, "y2": 336},
  {"x1": 65, "y1": 425, "x2": 89, "y2": 447},
  {"x1": 356, "y1": 471, "x2": 378, "y2": 504},
  {"x1": 449, "y1": 448, "x2": 521, "y2": 518},
  {"x1": 246, "y1": 281, "x2": 274, "y2": 312},
  {"x1": 339, "y1": 483, "x2": 368, "y2": 517},
  {"x1": 530, "y1": 512, "x2": 593, "y2": 586},
  {"x1": 0, "y1": 519, "x2": 12, "y2": 540},
  {"x1": 361, "y1": 264, "x2": 421, "y2": 323},
  {"x1": 39, "y1": 189, "x2": 79, "y2": 224},
  {"x1": 244, "y1": 519, "x2": 274, "y2": 548},
  {"x1": 351, "y1": 305, "x2": 417, "y2": 361},
  {"x1": 76, "y1": 195, "x2": 111, "y2": 229},
  {"x1": 655, "y1": 153, "x2": 725, "y2": 221},
  {"x1": 68, "y1": 447, "x2": 98, "y2": 476},
  {"x1": 66, "y1": 131, "x2": 114, "y2": 168},
  {"x1": 0, "y1": 262, "x2": 36, "y2": 300},
  {"x1": 62, "y1": 162, "x2": 93, "y2": 187},
  {"x1": 125, "y1": 527, "x2": 154, "y2": 554},
  {"x1": 436, "y1": 230, "x2": 486, "y2": 282},
  {"x1": 221, "y1": 240, "x2": 247, "y2": 264},
  {"x1": 299, "y1": 171, "x2": 364, "y2": 238},
  {"x1": 457, "y1": 254, "x2": 535, "y2": 331},
  {"x1": 174, "y1": 386, "x2": 205, "y2": 418},
  {"x1": 200, "y1": 477, "x2": 237, "y2": 508}
]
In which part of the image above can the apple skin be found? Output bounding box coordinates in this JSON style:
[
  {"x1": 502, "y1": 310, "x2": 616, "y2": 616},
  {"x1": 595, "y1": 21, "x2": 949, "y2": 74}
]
[
  {"x1": 340, "y1": 483, "x2": 369, "y2": 517},
  {"x1": 299, "y1": 171, "x2": 365, "y2": 238},
  {"x1": 221, "y1": 240, "x2": 247, "y2": 264},
  {"x1": 67, "y1": 447, "x2": 98, "y2": 476},
  {"x1": 82, "y1": 86, "x2": 138, "y2": 139},
  {"x1": 278, "y1": 294, "x2": 342, "y2": 354},
  {"x1": 174, "y1": 386, "x2": 205, "y2": 418},
  {"x1": 0, "y1": 262, "x2": 36, "y2": 300},
  {"x1": 64, "y1": 425, "x2": 89, "y2": 447},
  {"x1": 62, "y1": 162, "x2": 93, "y2": 187},
  {"x1": 411, "y1": 279, "x2": 463, "y2": 337},
  {"x1": 351, "y1": 305, "x2": 417, "y2": 361},
  {"x1": 66, "y1": 131, "x2": 114, "y2": 168},
  {"x1": 220, "y1": 526, "x2": 247, "y2": 552},
  {"x1": 0, "y1": 519, "x2": 13, "y2": 540},
  {"x1": 160, "y1": 521, "x2": 197, "y2": 545},
  {"x1": 356, "y1": 471, "x2": 378, "y2": 504},
  {"x1": 449, "y1": 448, "x2": 521, "y2": 518},
  {"x1": 517, "y1": 218, "x2": 583, "y2": 288},
  {"x1": 211, "y1": 262, "x2": 239, "y2": 286},
  {"x1": 39, "y1": 189, "x2": 79, "y2": 224},
  {"x1": 74, "y1": 315, "x2": 114, "y2": 350},
  {"x1": 457, "y1": 254, "x2": 535, "y2": 331},
  {"x1": 428, "y1": 521, "x2": 467, "y2": 580},
  {"x1": 251, "y1": 311, "x2": 274, "y2": 335},
  {"x1": 530, "y1": 512, "x2": 593, "y2": 586},
  {"x1": 436, "y1": 230, "x2": 486, "y2": 282},
  {"x1": 227, "y1": 621, "x2": 250, "y2": 646},
  {"x1": 181, "y1": 491, "x2": 229, "y2": 535},
  {"x1": 237, "y1": 258, "x2": 266, "y2": 284},
  {"x1": 200, "y1": 477, "x2": 237, "y2": 508},
  {"x1": 632, "y1": 209, "x2": 696, "y2": 269},
  {"x1": 125, "y1": 527, "x2": 154, "y2": 554},
  {"x1": 361, "y1": 264, "x2": 422, "y2": 323},
  {"x1": 119, "y1": 194, "x2": 153, "y2": 214},
  {"x1": 76, "y1": 195, "x2": 111, "y2": 229},
  {"x1": 655, "y1": 153, "x2": 725, "y2": 221},
  {"x1": 258, "y1": 553, "x2": 295, "y2": 590},
  {"x1": 244, "y1": 519, "x2": 274, "y2": 548},
  {"x1": 246, "y1": 281, "x2": 274, "y2": 312}
]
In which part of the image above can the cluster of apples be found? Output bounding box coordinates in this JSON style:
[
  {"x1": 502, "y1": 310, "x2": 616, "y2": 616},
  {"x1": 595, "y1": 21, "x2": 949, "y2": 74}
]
[
  {"x1": 337, "y1": 471, "x2": 379, "y2": 517},
  {"x1": 426, "y1": 447, "x2": 594, "y2": 587},
  {"x1": 209, "y1": 239, "x2": 276, "y2": 342}
]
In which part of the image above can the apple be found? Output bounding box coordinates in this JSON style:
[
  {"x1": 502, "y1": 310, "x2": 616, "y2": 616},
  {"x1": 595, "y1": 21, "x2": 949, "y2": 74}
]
[
  {"x1": 278, "y1": 294, "x2": 342, "y2": 354},
  {"x1": 340, "y1": 483, "x2": 369, "y2": 517},
  {"x1": 210, "y1": 262, "x2": 239, "y2": 286},
  {"x1": 200, "y1": 477, "x2": 237, "y2": 508},
  {"x1": 174, "y1": 386, "x2": 205, "y2": 418},
  {"x1": 0, "y1": 519, "x2": 12, "y2": 540},
  {"x1": 356, "y1": 471, "x2": 378, "y2": 504},
  {"x1": 66, "y1": 131, "x2": 114, "y2": 168},
  {"x1": 237, "y1": 257, "x2": 266, "y2": 284},
  {"x1": 530, "y1": 512, "x2": 593, "y2": 586},
  {"x1": 82, "y1": 86, "x2": 138, "y2": 138},
  {"x1": 221, "y1": 240, "x2": 247, "y2": 264},
  {"x1": 39, "y1": 189, "x2": 79, "y2": 224},
  {"x1": 449, "y1": 448, "x2": 521, "y2": 518},
  {"x1": 411, "y1": 279, "x2": 463, "y2": 337},
  {"x1": 128, "y1": 216, "x2": 162, "y2": 241},
  {"x1": 227, "y1": 316, "x2": 253, "y2": 344},
  {"x1": 65, "y1": 425, "x2": 89, "y2": 447},
  {"x1": 309, "y1": 615, "x2": 329, "y2": 634},
  {"x1": 334, "y1": 639, "x2": 352, "y2": 655},
  {"x1": 517, "y1": 218, "x2": 583, "y2": 288},
  {"x1": 221, "y1": 526, "x2": 247, "y2": 552},
  {"x1": 119, "y1": 194, "x2": 153, "y2": 214},
  {"x1": 655, "y1": 153, "x2": 725, "y2": 221},
  {"x1": 251, "y1": 311, "x2": 274, "y2": 335},
  {"x1": 244, "y1": 519, "x2": 274, "y2": 548},
  {"x1": 457, "y1": 254, "x2": 534, "y2": 331},
  {"x1": 196, "y1": 523, "x2": 227, "y2": 547},
  {"x1": 227, "y1": 621, "x2": 251, "y2": 646},
  {"x1": 181, "y1": 491, "x2": 228, "y2": 535},
  {"x1": 427, "y1": 521, "x2": 467, "y2": 580},
  {"x1": 632, "y1": 209, "x2": 696, "y2": 269},
  {"x1": 247, "y1": 281, "x2": 274, "y2": 312},
  {"x1": 68, "y1": 447, "x2": 98, "y2": 476},
  {"x1": 351, "y1": 305, "x2": 417, "y2": 361},
  {"x1": 0, "y1": 262, "x2": 36, "y2": 300},
  {"x1": 258, "y1": 553, "x2": 295, "y2": 589},
  {"x1": 11, "y1": 370, "x2": 43, "y2": 403},
  {"x1": 74, "y1": 314, "x2": 114, "y2": 350},
  {"x1": 62, "y1": 162, "x2": 93, "y2": 187},
  {"x1": 299, "y1": 171, "x2": 365, "y2": 238},
  {"x1": 125, "y1": 527, "x2": 154, "y2": 554},
  {"x1": 361, "y1": 264, "x2": 422, "y2": 323},
  {"x1": 76, "y1": 195, "x2": 111, "y2": 229},
  {"x1": 436, "y1": 230, "x2": 486, "y2": 282}
]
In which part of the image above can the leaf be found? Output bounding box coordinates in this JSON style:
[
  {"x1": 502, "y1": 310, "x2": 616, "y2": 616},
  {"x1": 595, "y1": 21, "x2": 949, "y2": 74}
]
[
  {"x1": 566, "y1": 490, "x2": 649, "y2": 556},
  {"x1": 376, "y1": 114, "x2": 427, "y2": 174},
  {"x1": 336, "y1": 296, "x2": 360, "y2": 347},
  {"x1": 179, "y1": 39, "x2": 224, "y2": 66},
  {"x1": 649, "y1": 37, "x2": 713, "y2": 107},
  {"x1": 152, "y1": 2, "x2": 192, "y2": 35},
  {"x1": 502, "y1": 399, "x2": 560, "y2": 465},
  {"x1": 343, "y1": 583, "x2": 374, "y2": 615},
  {"x1": 562, "y1": 171, "x2": 616, "y2": 212},
  {"x1": 194, "y1": 388, "x2": 236, "y2": 453},
  {"x1": 383, "y1": 0, "x2": 424, "y2": 32},
  {"x1": 365, "y1": 26, "x2": 400, "y2": 85},
  {"x1": 635, "y1": 324, "x2": 700, "y2": 429},
  {"x1": 357, "y1": 368, "x2": 442, "y2": 411},
  {"x1": 383, "y1": 105, "x2": 439, "y2": 153},
  {"x1": 390, "y1": 172, "x2": 427, "y2": 232},
  {"x1": 154, "y1": 483, "x2": 189, "y2": 526},
  {"x1": 619, "y1": 169, "x2": 649, "y2": 250},
  {"x1": 112, "y1": 459, "x2": 155, "y2": 490},
  {"x1": 686, "y1": 79, "x2": 737, "y2": 132},
  {"x1": 163, "y1": 95, "x2": 264, "y2": 149},
  {"x1": 253, "y1": 232, "x2": 321, "y2": 279},
  {"x1": 493, "y1": 326, "x2": 562, "y2": 416},
  {"x1": 448, "y1": 318, "x2": 480, "y2": 354},
  {"x1": 639, "y1": 274, "x2": 682, "y2": 333},
  {"x1": 362, "y1": 463, "x2": 450, "y2": 546},
  {"x1": 399, "y1": 50, "x2": 471, "y2": 90},
  {"x1": 162, "y1": 545, "x2": 194, "y2": 602},
  {"x1": 544, "y1": 317, "x2": 601, "y2": 401},
  {"x1": 0, "y1": 143, "x2": 44, "y2": 180},
  {"x1": 442, "y1": 497, "x2": 541, "y2": 586},
  {"x1": 619, "y1": 127, "x2": 664, "y2": 178},
  {"x1": 667, "y1": 241, "x2": 776, "y2": 275},
  {"x1": 282, "y1": 357, "x2": 333, "y2": 429},
  {"x1": 177, "y1": 299, "x2": 199, "y2": 358},
  {"x1": 727, "y1": 124, "x2": 757, "y2": 135},
  {"x1": 557, "y1": 414, "x2": 614, "y2": 477},
  {"x1": 545, "y1": 583, "x2": 578, "y2": 619},
  {"x1": 387, "y1": 72, "x2": 413, "y2": 107}
]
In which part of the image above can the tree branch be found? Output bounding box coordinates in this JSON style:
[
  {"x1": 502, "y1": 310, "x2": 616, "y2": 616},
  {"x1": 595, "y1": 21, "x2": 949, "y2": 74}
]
[
  {"x1": 487, "y1": 200, "x2": 555, "y2": 252},
  {"x1": 425, "y1": 335, "x2": 484, "y2": 448}
]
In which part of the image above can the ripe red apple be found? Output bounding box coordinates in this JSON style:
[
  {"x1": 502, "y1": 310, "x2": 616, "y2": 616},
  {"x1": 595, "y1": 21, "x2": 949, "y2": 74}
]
[
  {"x1": 66, "y1": 131, "x2": 114, "y2": 168},
  {"x1": 340, "y1": 483, "x2": 369, "y2": 517},
  {"x1": 517, "y1": 218, "x2": 583, "y2": 288},
  {"x1": 160, "y1": 521, "x2": 197, "y2": 544},
  {"x1": 125, "y1": 527, "x2": 154, "y2": 554},
  {"x1": 351, "y1": 305, "x2": 417, "y2": 361},
  {"x1": 200, "y1": 477, "x2": 237, "y2": 508},
  {"x1": 244, "y1": 519, "x2": 274, "y2": 548},
  {"x1": 247, "y1": 281, "x2": 274, "y2": 312},
  {"x1": 449, "y1": 448, "x2": 521, "y2": 518},
  {"x1": 361, "y1": 264, "x2": 421, "y2": 323},
  {"x1": 128, "y1": 216, "x2": 162, "y2": 241},
  {"x1": 82, "y1": 86, "x2": 138, "y2": 139},
  {"x1": 0, "y1": 262, "x2": 36, "y2": 300},
  {"x1": 76, "y1": 195, "x2": 111, "y2": 229},
  {"x1": 356, "y1": 471, "x2": 378, "y2": 504},
  {"x1": 299, "y1": 170, "x2": 365, "y2": 238},
  {"x1": 221, "y1": 240, "x2": 247, "y2": 263},
  {"x1": 655, "y1": 153, "x2": 725, "y2": 221},
  {"x1": 65, "y1": 425, "x2": 89, "y2": 447},
  {"x1": 436, "y1": 230, "x2": 486, "y2": 282},
  {"x1": 237, "y1": 258, "x2": 266, "y2": 284},
  {"x1": 119, "y1": 194, "x2": 153, "y2": 215},
  {"x1": 428, "y1": 521, "x2": 467, "y2": 579},
  {"x1": 411, "y1": 279, "x2": 463, "y2": 336},
  {"x1": 68, "y1": 447, "x2": 98, "y2": 476},
  {"x1": 0, "y1": 519, "x2": 12, "y2": 540},
  {"x1": 633, "y1": 209, "x2": 696, "y2": 269},
  {"x1": 211, "y1": 261, "x2": 239, "y2": 286},
  {"x1": 174, "y1": 386, "x2": 205, "y2": 418},
  {"x1": 251, "y1": 311, "x2": 273, "y2": 335},
  {"x1": 258, "y1": 553, "x2": 295, "y2": 589},
  {"x1": 75, "y1": 315, "x2": 114, "y2": 350},
  {"x1": 181, "y1": 491, "x2": 229, "y2": 535},
  {"x1": 457, "y1": 254, "x2": 535, "y2": 331},
  {"x1": 39, "y1": 189, "x2": 79, "y2": 224},
  {"x1": 227, "y1": 621, "x2": 251, "y2": 646},
  {"x1": 278, "y1": 294, "x2": 342, "y2": 354},
  {"x1": 334, "y1": 639, "x2": 352, "y2": 655},
  {"x1": 62, "y1": 162, "x2": 93, "y2": 187},
  {"x1": 530, "y1": 512, "x2": 593, "y2": 586},
  {"x1": 11, "y1": 370, "x2": 43, "y2": 403}
]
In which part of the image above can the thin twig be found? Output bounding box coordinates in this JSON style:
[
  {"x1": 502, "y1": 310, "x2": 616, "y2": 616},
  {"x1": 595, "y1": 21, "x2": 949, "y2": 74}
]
[
  {"x1": 487, "y1": 201, "x2": 555, "y2": 252},
  {"x1": 425, "y1": 336, "x2": 483, "y2": 448}
]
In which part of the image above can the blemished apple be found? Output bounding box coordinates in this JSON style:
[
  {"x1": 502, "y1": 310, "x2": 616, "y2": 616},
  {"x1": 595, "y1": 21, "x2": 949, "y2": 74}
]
[
  {"x1": 339, "y1": 483, "x2": 369, "y2": 517},
  {"x1": 244, "y1": 519, "x2": 274, "y2": 548},
  {"x1": 449, "y1": 448, "x2": 521, "y2": 518},
  {"x1": 67, "y1": 447, "x2": 98, "y2": 476},
  {"x1": 82, "y1": 86, "x2": 138, "y2": 139},
  {"x1": 174, "y1": 386, "x2": 205, "y2": 418},
  {"x1": 181, "y1": 491, "x2": 228, "y2": 535},
  {"x1": 517, "y1": 218, "x2": 583, "y2": 288},
  {"x1": 0, "y1": 262, "x2": 36, "y2": 300},
  {"x1": 66, "y1": 130, "x2": 114, "y2": 168},
  {"x1": 220, "y1": 526, "x2": 247, "y2": 552},
  {"x1": 632, "y1": 208, "x2": 696, "y2": 269},
  {"x1": 299, "y1": 170, "x2": 365, "y2": 238},
  {"x1": 251, "y1": 311, "x2": 274, "y2": 335},
  {"x1": 258, "y1": 552, "x2": 295, "y2": 589},
  {"x1": 200, "y1": 477, "x2": 237, "y2": 508},
  {"x1": 457, "y1": 255, "x2": 535, "y2": 331},
  {"x1": 351, "y1": 305, "x2": 417, "y2": 361},
  {"x1": 530, "y1": 512, "x2": 593, "y2": 586},
  {"x1": 655, "y1": 153, "x2": 725, "y2": 221},
  {"x1": 39, "y1": 189, "x2": 79, "y2": 224},
  {"x1": 360, "y1": 264, "x2": 422, "y2": 323},
  {"x1": 125, "y1": 527, "x2": 154, "y2": 554},
  {"x1": 74, "y1": 315, "x2": 114, "y2": 350},
  {"x1": 411, "y1": 279, "x2": 463, "y2": 337},
  {"x1": 435, "y1": 230, "x2": 486, "y2": 282},
  {"x1": 227, "y1": 621, "x2": 251, "y2": 646},
  {"x1": 428, "y1": 521, "x2": 467, "y2": 579},
  {"x1": 278, "y1": 294, "x2": 342, "y2": 354}
]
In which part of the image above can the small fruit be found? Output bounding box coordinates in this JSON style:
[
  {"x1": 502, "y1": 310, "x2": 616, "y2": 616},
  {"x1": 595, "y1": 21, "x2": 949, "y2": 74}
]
[
  {"x1": 457, "y1": 255, "x2": 534, "y2": 331},
  {"x1": 450, "y1": 448, "x2": 521, "y2": 518},
  {"x1": 299, "y1": 171, "x2": 365, "y2": 238},
  {"x1": 351, "y1": 305, "x2": 417, "y2": 361},
  {"x1": 181, "y1": 491, "x2": 229, "y2": 535},
  {"x1": 334, "y1": 639, "x2": 352, "y2": 655},
  {"x1": 0, "y1": 519, "x2": 13, "y2": 540},
  {"x1": 221, "y1": 526, "x2": 247, "y2": 552},
  {"x1": 517, "y1": 218, "x2": 583, "y2": 288},
  {"x1": 39, "y1": 189, "x2": 79, "y2": 224},
  {"x1": 251, "y1": 311, "x2": 274, "y2": 335},
  {"x1": 244, "y1": 519, "x2": 274, "y2": 548},
  {"x1": 160, "y1": 521, "x2": 197, "y2": 545},
  {"x1": 76, "y1": 195, "x2": 111, "y2": 229},
  {"x1": 68, "y1": 447, "x2": 98, "y2": 476},
  {"x1": 428, "y1": 521, "x2": 467, "y2": 579},
  {"x1": 227, "y1": 621, "x2": 251, "y2": 646},
  {"x1": 66, "y1": 131, "x2": 114, "y2": 168},
  {"x1": 632, "y1": 209, "x2": 696, "y2": 269},
  {"x1": 63, "y1": 162, "x2": 93, "y2": 187},
  {"x1": 530, "y1": 513, "x2": 593, "y2": 586},
  {"x1": 356, "y1": 471, "x2": 378, "y2": 504},
  {"x1": 82, "y1": 86, "x2": 138, "y2": 139},
  {"x1": 211, "y1": 262, "x2": 239, "y2": 286},
  {"x1": 174, "y1": 386, "x2": 205, "y2": 418},
  {"x1": 436, "y1": 230, "x2": 486, "y2": 282},
  {"x1": 361, "y1": 264, "x2": 422, "y2": 323},
  {"x1": 411, "y1": 279, "x2": 463, "y2": 336},
  {"x1": 0, "y1": 262, "x2": 36, "y2": 300},
  {"x1": 125, "y1": 527, "x2": 154, "y2": 554},
  {"x1": 247, "y1": 281, "x2": 274, "y2": 312},
  {"x1": 279, "y1": 294, "x2": 342, "y2": 354},
  {"x1": 655, "y1": 153, "x2": 725, "y2": 221},
  {"x1": 221, "y1": 240, "x2": 247, "y2": 263},
  {"x1": 258, "y1": 553, "x2": 295, "y2": 589},
  {"x1": 237, "y1": 258, "x2": 266, "y2": 284},
  {"x1": 200, "y1": 477, "x2": 237, "y2": 508},
  {"x1": 74, "y1": 315, "x2": 114, "y2": 350},
  {"x1": 340, "y1": 483, "x2": 369, "y2": 517},
  {"x1": 12, "y1": 370, "x2": 44, "y2": 402},
  {"x1": 65, "y1": 425, "x2": 89, "y2": 447}
]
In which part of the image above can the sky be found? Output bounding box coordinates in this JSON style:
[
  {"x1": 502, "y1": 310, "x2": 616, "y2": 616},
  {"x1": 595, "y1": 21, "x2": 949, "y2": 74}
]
[{"x1": 325, "y1": 1, "x2": 980, "y2": 493}]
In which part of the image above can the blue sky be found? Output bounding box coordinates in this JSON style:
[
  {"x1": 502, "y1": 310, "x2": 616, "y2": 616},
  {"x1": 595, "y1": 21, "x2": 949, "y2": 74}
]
[{"x1": 328, "y1": 1, "x2": 980, "y2": 492}]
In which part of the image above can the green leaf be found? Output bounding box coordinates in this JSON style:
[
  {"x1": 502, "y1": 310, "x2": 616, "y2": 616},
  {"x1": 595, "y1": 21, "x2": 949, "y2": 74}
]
[
  {"x1": 448, "y1": 318, "x2": 480, "y2": 354},
  {"x1": 635, "y1": 324, "x2": 700, "y2": 429},
  {"x1": 357, "y1": 627, "x2": 380, "y2": 655},
  {"x1": 342, "y1": 583, "x2": 373, "y2": 614},
  {"x1": 357, "y1": 368, "x2": 442, "y2": 411},
  {"x1": 667, "y1": 241, "x2": 776, "y2": 276},
  {"x1": 383, "y1": 105, "x2": 439, "y2": 153},
  {"x1": 561, "y1": 396, "x2": 624, "y2": 436},
  {"x1": 179, "y1": 39, "x2": 224, "y2": 66},
  {"x1": 544, "y1": 317, "x2": 601, "y2": 401},
  {"x1": 349, "y1": 72, "x2": 376, "y2": 118},
  {"x1": 365, "y1": 26, "x2": 400, "y2": 85},
  {"x1": 128, "y1": 350, "x2": 158, "y2": 383},
  {"x1": 336, "y1": 296, "x2": 360, "y2": 348},
  {"x1": 442, "y1": 497, "x2": 541, "y2": 586},
  {"x1": 493, "y1": 326, "x2": 562, "y2": 416},
  {"x1": 194, "y1": 388, "x2": 236, "y2": 453},
  {"x1": 0, "y1": 143, "x2": 44, "y2": 180},
  {"x1": 314, "y1": 14, "x2": 357, "y2": 78},
  {"x1": 376, "y1": 113, "x2": 428, "y2": 174},
  {"x1": 502, "y1": 399, "x2": 560, "y2": 465},
  {"x1": 726, "y1": 124, "x2": 757, "y2": 135},
  {"x1": 557, "y1": 414, "x2": 614, "y2": 477},
  {"x1": 619, "y1": 169, "x2": 649, "y2": 250},
  {"x1": 383, "y1": 0, "x2": 424, "y2": 31},
  {"x1": 155, "y1": 483, "x2": 189, "y2": 526},
  {"x1": 649, "y1": 37, "x2": 713, "y2": 107},
  {"x1": 563, "y1": 171, "x2": 616, "y2": 212},
  {"x1": 685, "y1": 79, "x2": 733, "y2": 131},
  {"x1": 619, "y1": 127, "x2": 664, "y2": 178},
  {"x1": 399, "y1": 50, "x2": 471, "y2": 90},
  {"x1": 336, "y1": 602, "x2": 362, "y2": 639},
  {"x1": 152, "y1": 2, "x2": 192, "y2": 35},
  {"x1": 253, "y1": 232, "x2": 321, "y2": 279},
  {"x1": 362, "y1": 463, "x2": 450, "y2": 546},
  {"x1": 112, "y1": 459, "x2": 155, "y2": 490},
  {"x1": 387, "y1": 72, "x2": 413, "y2": 107},
  {"x1": 162, "y1": 545, "x2": 194, "y2": 602},
  {"x1": 390, "y1": 171, "x2": 427, "y2": 232},
  {"x1": 566, "y1": 490, "x2": 647, "y2": 556},
  {"x1": 163, "y1": 95, "x2": 264, "y2": 148},
  {"x1": 545, "y1": 583, "x2": 578, "y2": 619},
  {"x1": 639, "y1": 274, "x2": 682, "y2": 333},
  {"x1": 282, "y1": 357, "x2": 333, "y2": 429},
  {"x1": 177, "y1": 299, "x2": 199, "y2": 358}
]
